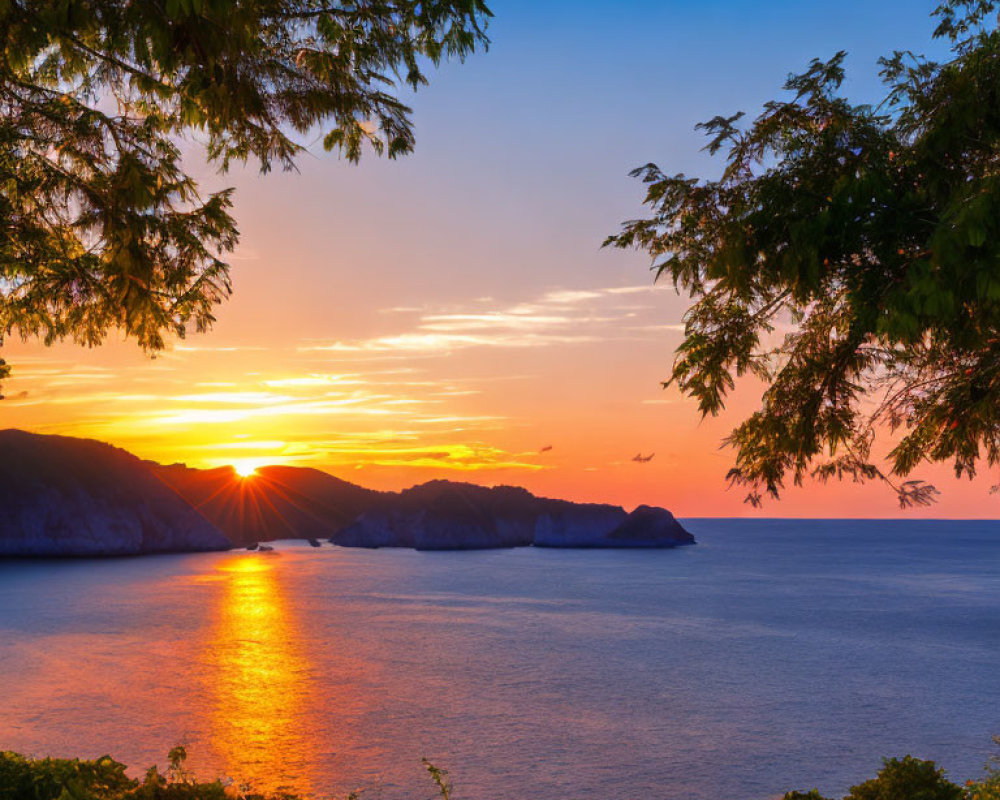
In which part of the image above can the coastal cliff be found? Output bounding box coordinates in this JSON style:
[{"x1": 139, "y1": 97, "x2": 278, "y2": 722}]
[
  {"x1": 0, "y1": 430, "x2": 231, "y2": 556},
  {"x1": 335, "y1": 480, "x2": 694, "y2": 550},
  {"x1": 335, "y1": 481, "x2": 540, "y2": 550}
]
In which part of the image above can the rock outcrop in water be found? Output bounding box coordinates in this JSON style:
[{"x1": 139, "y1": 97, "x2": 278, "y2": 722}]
[
  {"x1": 536, "y1": 504, "x2": 692, "y2": 548},
  {"x1": 0, "y1": 430, "x2": 694, "y2": 555},
  {"x1": 0, "y1": 429, "x2": 231, "y2": 556}
]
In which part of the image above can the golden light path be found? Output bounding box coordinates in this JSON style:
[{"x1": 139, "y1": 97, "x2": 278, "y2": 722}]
[{"x1": 206, "y1": 555, "x2": 319, "y2": 797}]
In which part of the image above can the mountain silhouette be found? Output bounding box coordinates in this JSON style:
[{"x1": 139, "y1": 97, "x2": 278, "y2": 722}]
[{"x1": 0, "y1": 431, "x2": 694, "y2": 555}]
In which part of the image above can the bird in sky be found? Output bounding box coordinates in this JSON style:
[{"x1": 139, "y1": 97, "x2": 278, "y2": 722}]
[{"x1": 632, "y1": 452, "x2": 655, "y2": 463}]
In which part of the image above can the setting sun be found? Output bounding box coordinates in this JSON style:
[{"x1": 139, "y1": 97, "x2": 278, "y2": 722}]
[{"x1": 233, "y1": 461, "x2": 262, "y2": 478}]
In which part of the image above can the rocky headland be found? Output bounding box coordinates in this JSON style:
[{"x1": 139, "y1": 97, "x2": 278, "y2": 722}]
[
  {"x1": 0, "y1": 429, "x2": 231, "y2": 556},
  {"x1": 335, "y1": 481, "x2": 693, "y2": 550}
]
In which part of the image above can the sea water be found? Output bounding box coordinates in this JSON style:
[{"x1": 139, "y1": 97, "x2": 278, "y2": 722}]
[{"x1": 0, "y1": 519, "x2": 998, "y2": 800}]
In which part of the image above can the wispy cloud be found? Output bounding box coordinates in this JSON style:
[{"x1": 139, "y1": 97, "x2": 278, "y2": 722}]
[
  {"x1": 262, "y1": 374, "x2": 369, "y2": 388},
  {"x1": 290, "y1": 439, "x2": 543, "y2": 472},
  {"x1": 303, "y1": 331, "x2": 600, "y2": 353},
  {"x1": 301, "y1": 284, "x2": 667, "y2": 355},
  {"x1": 628, "y1": 323, "x2": 686, "y2": 333},
  {"x1": 1, "y1": 280, "x2": 681, "y2": 482},
  {"x1": 171, "y1": 344, "x2": 271, "y2": 353}
]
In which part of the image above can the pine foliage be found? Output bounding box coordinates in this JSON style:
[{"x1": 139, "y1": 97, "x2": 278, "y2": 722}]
[
  {"x1": 607, "y1": 1, "x2": 1000, "y2": 506},
  {"x1": 0, "y1": 0, "x2": 491, "y2": 390}
]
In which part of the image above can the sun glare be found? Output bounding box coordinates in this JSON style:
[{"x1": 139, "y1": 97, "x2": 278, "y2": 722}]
[{"x1": 233, "y1": 460, "x2": 261, "y2": 478}]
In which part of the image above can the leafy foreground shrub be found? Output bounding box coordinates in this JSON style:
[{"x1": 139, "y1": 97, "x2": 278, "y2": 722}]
[
  {"x1": 1, "y1": 745, "x2": 997, "y2": 800},
  {"x1": 784, "y1": 753, "x2": 997, "y2": 800},
  {"x1": 0, "y1": 747, "x2": 226, "y2": 800},
  {"x1": 0, "y1": 747, "x2": 452, "y2": 800},
  {"x1": 966, "y1": 738, "x2": 1000, "y2": 800}
]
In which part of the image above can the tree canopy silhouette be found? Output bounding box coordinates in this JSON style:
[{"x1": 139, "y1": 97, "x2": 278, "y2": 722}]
[
  {"x1": 0, "y1": 0, "x2": 490, "y2": 391},
  {"x1": 607, "y1": 0, "x2": 1000, "y2": 507}
]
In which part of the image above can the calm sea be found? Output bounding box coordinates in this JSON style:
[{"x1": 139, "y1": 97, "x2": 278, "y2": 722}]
[{"x1": 1, "y1": 519, "x2": 998, "y2": 800}]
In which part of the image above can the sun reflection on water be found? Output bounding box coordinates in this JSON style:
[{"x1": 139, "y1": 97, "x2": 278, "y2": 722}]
[{"x1": 206, "y1": 555, "x2": 318, "y2": 796}]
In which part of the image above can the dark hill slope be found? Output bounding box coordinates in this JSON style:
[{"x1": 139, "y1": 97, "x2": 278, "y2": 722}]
[
  {"x1": 334, "y1": 480, "x2": 544, "y2": 549},
  {"x1": 152, "y1": 463, "x2": 383, "y2": 547},
  {"x1": 336, "y1": 479, "x2": 694, "y2": 550},
  {"x1": 0, "y1": 430, "x2": 230, "y2": 556}
]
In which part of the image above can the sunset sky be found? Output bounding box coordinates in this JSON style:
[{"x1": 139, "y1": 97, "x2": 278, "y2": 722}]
[{"x1": 5, "y1": 0, "x2": 995, "y2": 517}]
